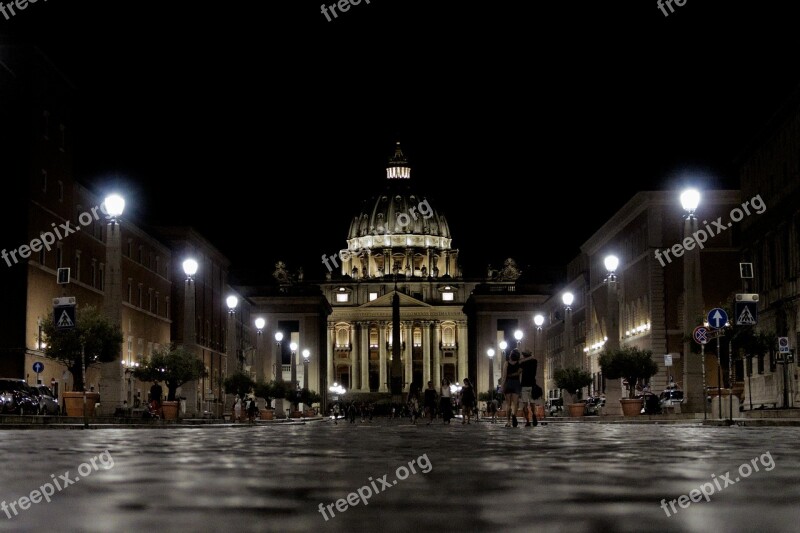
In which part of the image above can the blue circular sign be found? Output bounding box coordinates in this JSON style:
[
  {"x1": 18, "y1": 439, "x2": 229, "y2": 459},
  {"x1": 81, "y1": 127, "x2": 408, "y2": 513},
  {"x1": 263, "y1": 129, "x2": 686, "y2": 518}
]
[
  {"x1": 32, "y1": 361, "x2": 44, "y2": 373},
  {"x1": 707, "y1": 308, "x2": 729, "y2": 330}
]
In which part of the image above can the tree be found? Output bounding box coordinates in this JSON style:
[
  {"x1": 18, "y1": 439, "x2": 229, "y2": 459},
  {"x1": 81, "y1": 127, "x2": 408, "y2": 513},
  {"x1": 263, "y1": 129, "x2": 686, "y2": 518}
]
[
  {"x1": 223, "y1": 371, "x2": 255, "y2": 400},
  {"x1": 41, "y1": 305, "x2": 123, "y2": 391},
  {"x1": 599, "y1": 347, "x2": 660, "y2": 399},
  {"x1": 133, "y1": 344, "x2": 207, "y2": 401},
  {"x1": 553, "y1": 367, "x2": 593, "y2": 403}
]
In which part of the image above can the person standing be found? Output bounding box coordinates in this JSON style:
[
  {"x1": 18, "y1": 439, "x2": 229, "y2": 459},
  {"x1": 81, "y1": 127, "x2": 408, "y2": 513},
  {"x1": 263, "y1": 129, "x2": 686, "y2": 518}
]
[
  {"x1": 460, "y1": 377, "x2": 476, "y2": 424},
  {"x1": 502, "y1": 349, "x2": 522, "y2": 427},
  {"x1": 519, "y1": 350, "x2": 539, "y2": 427},
  {"x1": 149, "y1": 380, "x2": 163, "y2": 417},
  {"x1": 424, "y1": 381, "x2": 438, "y2": 425},
  {"x1": 233, "y1": 395, "x2": 242, "y2": 423},
  {"x1": 439, "y1": 378, "x2": 453, "y2": 424}
]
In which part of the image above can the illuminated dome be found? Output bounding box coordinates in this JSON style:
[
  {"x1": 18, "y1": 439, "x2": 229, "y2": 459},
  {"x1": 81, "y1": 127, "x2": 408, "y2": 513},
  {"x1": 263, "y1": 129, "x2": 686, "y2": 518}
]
[{"x1": 339, "y1": 142, "x2": 458, "y2": 279}]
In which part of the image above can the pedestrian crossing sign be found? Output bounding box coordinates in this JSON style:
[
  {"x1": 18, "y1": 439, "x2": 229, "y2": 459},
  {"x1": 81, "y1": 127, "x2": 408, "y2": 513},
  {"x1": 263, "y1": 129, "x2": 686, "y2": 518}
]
[{"x1": 734, "y1": 300, "x2": 757, "y2": 326}]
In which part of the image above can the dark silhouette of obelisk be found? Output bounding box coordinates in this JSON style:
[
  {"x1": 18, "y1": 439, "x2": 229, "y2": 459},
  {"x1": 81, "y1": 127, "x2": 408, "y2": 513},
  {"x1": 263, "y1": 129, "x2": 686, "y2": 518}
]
[{"x1": 390, "y1": 278, "x2": 403, "y2": 402}]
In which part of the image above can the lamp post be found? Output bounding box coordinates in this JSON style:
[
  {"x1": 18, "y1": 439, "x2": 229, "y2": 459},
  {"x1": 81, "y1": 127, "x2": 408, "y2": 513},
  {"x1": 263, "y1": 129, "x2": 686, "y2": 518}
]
[
  {"x1": 226, "y1": 295, "x2": 239, "y2": 371},
  {"x1": 514, "y1": 329, "x2": 523, "y2": 349},
  {"x1": 255, "y1": 318, "x2": 265, "y2": 382},
  {"x1": 302, "y1": 349, "x2": 310, "y2": 391},
  {"x1": 289, "y1": 342, "x2": 299, "y2": 413},
  {"x1": 487, "y1": 348, "x2": 495, "y2": 416},
  {"x1": 681, "y1": 188, "x2": 704, "y2": 413},
  {"x1": 181, "y1": 258, "x2": 199, "y2": 416},
  {"x1": 602, "y1": 255, "x2": 623, "y2": 415},
  {"x1": 562, "y1": 291, "x2": 574, "y2": 369},
  {"x1": 274, "y1": 332, "x2": 284, "y2": 418},
  {"x1": 99, "y1": 193, "x2": 125, "y2": 415}
]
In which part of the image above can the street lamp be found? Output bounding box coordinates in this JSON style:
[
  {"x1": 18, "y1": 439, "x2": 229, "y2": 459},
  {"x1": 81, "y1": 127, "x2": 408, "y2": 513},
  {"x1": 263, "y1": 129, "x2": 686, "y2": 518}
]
[
  {"x1": 562, "y1": 291, "x2": 574, "y2": 312},
  {"x1": 273, "y1": 332, "x2": 285, "y2": 418},
  {"x1": 680, "y1": 188, "x2": 700, "y2": 219},
  {"x1": 302, "y1": 348, "x2": 310, "y2": 391},
  {"x1": 602, "y1": 255, "x2": 623, "y2": 415},
  {"x1": 604, "y1": 254, "x2": 619, "y2": 283},
  {"x1": 226, "y1": 295, "x2": 240, "y2": 370},
  {"x1": 289, "y1": 342, "x2": 297, "y2": 405},
  {"x1": 181, "y1": 257, "x2": 199, "y2": 415},
  {"x1": 103, "y1": 193, "x2": 125, "y2": 220},
  {"x1": 274, "y1": 332, "x2": 284, "y2": 380},
  {"x1": 514, "y1": 329, "x2": 523, "y2": 349},
  {"x1": 681, "y1": 188, "x2": 704, "y2": 415},
  {"x1": 254, "y1": 318, "x2": 265, "y2": 380},
  {"x1": 487, "y1": 348, "x2": 495, "y2": 416}
]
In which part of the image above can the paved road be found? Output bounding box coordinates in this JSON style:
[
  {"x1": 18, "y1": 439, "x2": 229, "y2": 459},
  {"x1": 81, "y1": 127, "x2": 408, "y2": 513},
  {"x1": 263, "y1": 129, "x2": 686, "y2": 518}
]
[{"x1": 1, "y1": 419, "x2": 798, "y2": 532}]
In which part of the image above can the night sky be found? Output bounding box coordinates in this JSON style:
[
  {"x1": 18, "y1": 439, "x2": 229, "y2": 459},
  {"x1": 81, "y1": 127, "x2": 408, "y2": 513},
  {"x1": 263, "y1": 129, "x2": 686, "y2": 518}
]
[{"x1": 6, "y1": 1, "x2": 800, "y2": 283}]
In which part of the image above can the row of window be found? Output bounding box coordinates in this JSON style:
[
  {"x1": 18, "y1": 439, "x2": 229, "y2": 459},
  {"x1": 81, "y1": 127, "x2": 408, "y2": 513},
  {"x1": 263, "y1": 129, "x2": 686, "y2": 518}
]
[{"x1": 126, "y1": 280, "x2": 170, "y2": 317}]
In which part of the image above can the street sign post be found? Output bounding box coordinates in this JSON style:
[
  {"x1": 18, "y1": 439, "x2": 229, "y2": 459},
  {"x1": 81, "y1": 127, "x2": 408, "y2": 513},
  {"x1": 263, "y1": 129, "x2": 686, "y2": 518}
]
[
  {"x1": 735, "y1": 294, "x2": 759, "y2": 326},
  {"x1": 693, "y1": 326, "x2": 710, "y2": 345},
  {"x1": 33, "y1": 361, "x2": 44, "y2": 384},
  {"x1": 707, "y1": 308, "x2": 728, "y2": 330}
]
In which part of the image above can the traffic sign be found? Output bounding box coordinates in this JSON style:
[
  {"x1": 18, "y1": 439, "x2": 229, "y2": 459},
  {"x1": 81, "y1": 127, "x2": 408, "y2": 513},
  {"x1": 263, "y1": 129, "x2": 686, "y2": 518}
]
[
  {"x1": 739, "y1": 263, "x2": 754, "y2": 279},
  {"x1": 707, "y1": 308, "x2": 728, "y2": 330},
  {"x1": 664, "y1": 354, "x2": 673, "y2": 367},
  {"x1": 57, "y1": 267, "x2": 70, "y2": 285},
  {"x1": 32, "y1": 361, "x2": 44, "y2": 373},
  {"x1": 693, "y1": 326, "x2": 711, "y2": 345},
  {"x1": 735, "y1": 300, "x2": 758, "y2": 326},
  {"x1": 53, "y1": 300, "x2": 76, "y2": 331},
  {"x1": 778, "y1": 337, "x2": 790, "y2": 353}
]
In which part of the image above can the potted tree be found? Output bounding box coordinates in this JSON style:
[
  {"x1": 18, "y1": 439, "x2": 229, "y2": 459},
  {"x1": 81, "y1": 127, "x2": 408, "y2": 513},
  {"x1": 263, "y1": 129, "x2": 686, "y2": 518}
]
[
  {"x1": 223, "y1": 371, "x2": 256, "y2": 421},
  {"x1": 599, "y1": 347, "x2": 659, "y2": 416},
  {"x1": 41, "y1": 306, "x2": 123, "y2": 417},
  {"x1": 134, "y1": 344, "x2": 207, "y2": 420},
  {"x1": 553, "y1": 367, "x2": 594, "y2": 417},
  {"x1": 253, "y1": 380, "x2": 275, "y2": 420}
]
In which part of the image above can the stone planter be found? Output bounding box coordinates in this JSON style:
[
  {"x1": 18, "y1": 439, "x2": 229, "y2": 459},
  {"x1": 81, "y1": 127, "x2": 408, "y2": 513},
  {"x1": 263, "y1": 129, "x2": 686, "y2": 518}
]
[
  {"x1": 63, "y1": 391, "x2": 100, "y2": 417},
  {"x1": 620, "y1": 398, "x2": 642, "y2": 417},
  {"x1": 161, "y1": 401, "x2": 179, "y2": 420},
  {"x1": 568, "y1": 403, "x2": 585, "y2": 417},
  {"x1": 260, "y1": 409, "x2": 274, "y2": 420}
]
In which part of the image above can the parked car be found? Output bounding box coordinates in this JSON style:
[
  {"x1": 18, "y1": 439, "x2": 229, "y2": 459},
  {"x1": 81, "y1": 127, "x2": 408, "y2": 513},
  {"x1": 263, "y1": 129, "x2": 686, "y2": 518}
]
[
  {"x1": 30, "y1": 384, "x2": 59, "y2": 415},
  {"x1": 0, "y1": 378, "x2": 40, "y2": 415}
]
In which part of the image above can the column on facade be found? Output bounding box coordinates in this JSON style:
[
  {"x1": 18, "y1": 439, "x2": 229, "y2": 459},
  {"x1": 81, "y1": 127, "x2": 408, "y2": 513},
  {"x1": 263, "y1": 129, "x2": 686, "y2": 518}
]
[
  {"x1": 405, "y1": 322, "x2": 413, "y2": 391},
  {"x1": 327, "y1": 324, "x2": 335, "y2": 387},
  {"x1": 425, "y1": 249, "x2": 432, "y2": 277},
  {"x1": 360, "y1": 322, "x2": 369, "y2": 392},
  {"x1": 432, "y1": 321, "x2": 441, "y2": 386},
  {"x1": 422, "y1": 320, "x2": 432, "y2": 386},
  {"x1": 350, "y1": 323, "x2": 358, "y2": 390},
  {"x1": 456, "y1": 320, "x2": 467, "y2": 383},
  {"x1": 378, "y1": 321, "x2": 388, "y2": 392}
]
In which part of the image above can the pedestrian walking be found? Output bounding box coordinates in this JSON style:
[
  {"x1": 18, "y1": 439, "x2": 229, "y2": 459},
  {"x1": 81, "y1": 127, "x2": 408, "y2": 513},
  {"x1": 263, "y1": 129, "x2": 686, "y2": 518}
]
[
  {"x1": 348, "y1": 401, "x2": 357, "y2": 423},
  {"x1": 460, "y1": 377, "x2": 476, "y2": 424},
  {"x1": 424, "y1": 380, "x2": 438, "y2": 425},
  {"x1": 246, "y1": 396, "x2": 259, "y2": 423},
  {"x1": 519, "y1": 350, "x2": 539, "y2": 427},
  {"x1": 332, "y1": 402, "x2": 340, "y2": 424},
  {"x1": 502, "y1": 349, "x2": 523, "y2": 427}
]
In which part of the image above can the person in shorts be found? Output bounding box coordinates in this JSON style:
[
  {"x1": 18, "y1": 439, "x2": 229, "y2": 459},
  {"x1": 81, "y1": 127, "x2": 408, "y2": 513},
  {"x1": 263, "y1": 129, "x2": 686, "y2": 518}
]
[
  {"x1": 502, "y1": 349, "x2": 522, "y2": 427},
  {"x1": 519, "y1": 350, "x2": 538, "y2": 427}
]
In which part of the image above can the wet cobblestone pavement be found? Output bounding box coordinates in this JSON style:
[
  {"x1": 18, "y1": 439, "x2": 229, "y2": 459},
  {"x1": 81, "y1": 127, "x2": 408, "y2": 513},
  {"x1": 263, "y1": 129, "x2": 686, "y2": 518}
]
[{"x1": 1, "y1": 419, "x2": 799, "y2": 532}]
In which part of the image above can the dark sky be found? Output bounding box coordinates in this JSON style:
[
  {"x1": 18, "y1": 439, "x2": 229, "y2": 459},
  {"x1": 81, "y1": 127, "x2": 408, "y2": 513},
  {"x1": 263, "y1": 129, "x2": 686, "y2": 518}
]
[{"x1": 7, "y1": 1, "x2": 800, "y2": 283}]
